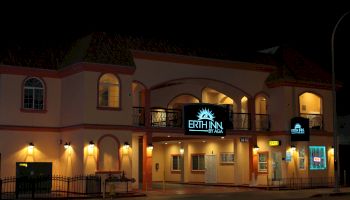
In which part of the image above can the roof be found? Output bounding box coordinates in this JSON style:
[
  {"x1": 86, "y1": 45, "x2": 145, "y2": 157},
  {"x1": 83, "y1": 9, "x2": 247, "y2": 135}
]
[{"x1": 0, "y1": 32, "x2": 335, "y2": 87}]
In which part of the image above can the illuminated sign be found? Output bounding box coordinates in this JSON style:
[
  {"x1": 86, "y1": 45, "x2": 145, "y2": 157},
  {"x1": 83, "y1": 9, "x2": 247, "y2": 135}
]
[
  {"x1": 290, "y1": 117, "x2": 309, "y2": 141},
  {"x1": 309, "y1": 146, "x2": 327, "y2": 170},
  {"x1": 184, "y1": 104, "x2": 226, "y2": 136},
  {"x1": 269, "y1": 140, "x2": 281, "y2": 146},
  {"x1": 19, "y1": 163, "x2": 28, "y2": 167},
  {"x1": 313, "y1": 157, "x2": 321, "y2": 162},
  {"x1": 291, "y1": 123, "x2": 304, "y2": 134},
  {"x1": 285, "y1": 151, "x2": 292, "y2": 162}
]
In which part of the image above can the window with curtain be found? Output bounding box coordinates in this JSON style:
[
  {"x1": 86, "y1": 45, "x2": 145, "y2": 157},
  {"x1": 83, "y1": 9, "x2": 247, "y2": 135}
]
[
  {"x1": 258, "y1": 152, "x2": 268, "y2": 173},
  {"x1": 192, "y1": 154, "x2": 205, "y2": 171},
  {"x1": 23, "y1": 77, "x2": 44, "y2": 110},
  {"x1": 172, "y1": 155, "x2": 181, "y2": 171},
  {"x1": 98, "y1": 73, "x2": 120, "y2": 108}
]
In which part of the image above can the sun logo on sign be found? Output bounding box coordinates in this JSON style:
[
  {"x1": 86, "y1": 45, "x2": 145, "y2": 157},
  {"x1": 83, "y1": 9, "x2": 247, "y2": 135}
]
[{"x1": 197, "y1": 108, "x2": 215, "y2": 121}]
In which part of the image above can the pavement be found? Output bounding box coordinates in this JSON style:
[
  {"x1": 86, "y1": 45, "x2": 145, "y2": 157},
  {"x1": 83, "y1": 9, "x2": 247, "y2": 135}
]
[{"x1": 92, "y1": 183, "x2": 350, "y2": 199}]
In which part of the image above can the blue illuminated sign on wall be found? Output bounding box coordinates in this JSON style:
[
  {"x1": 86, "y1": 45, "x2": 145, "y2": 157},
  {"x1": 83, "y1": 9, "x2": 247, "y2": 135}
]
[
  {"x1": 184, "y1": 104, "x2": 226, "y2": 136},
  {"x1": 309, "y1": 146, "x2": 327, "y2": 170},
  {"x1": 290, "y1": 117, "x2": 309, "y2": 141}
]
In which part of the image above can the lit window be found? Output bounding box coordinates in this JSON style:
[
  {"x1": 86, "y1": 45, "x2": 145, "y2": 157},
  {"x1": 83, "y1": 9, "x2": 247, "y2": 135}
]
[
  {"x1": 258, "y1": 152, "x2": 268, "y2": 173},
  {"x1": 220, "y1": 152, "x2": 234, "y2": 164},
  {"x1": 309, "y1": 146, "x2": 327, "y2": 170},
  {"x1": 299, "y1": 92, "x2": 322, "y2": 129},
  {"x1": 192, "y1": 154, "x2": 205, "y2": 171},
  {"x1": 98, "y1": 73, "x2": 120, "y2": 108},
  {"x1": 23, "y1": 77, "x2": 44, "y2": 110},
  {"x1": 172, "y1": 155, "x2": 181, "y2": 171}
]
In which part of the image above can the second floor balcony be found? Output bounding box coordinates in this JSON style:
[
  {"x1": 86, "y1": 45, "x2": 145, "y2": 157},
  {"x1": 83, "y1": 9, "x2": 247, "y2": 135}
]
[{"x1": 132, "y1": 107, "x2": 271, "y2": 131}]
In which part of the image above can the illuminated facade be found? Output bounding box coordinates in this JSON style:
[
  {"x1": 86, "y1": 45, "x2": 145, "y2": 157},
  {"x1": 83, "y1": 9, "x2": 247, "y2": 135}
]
[{"x1": 0, "y1": 33, "x2": 335, "y2": 188}]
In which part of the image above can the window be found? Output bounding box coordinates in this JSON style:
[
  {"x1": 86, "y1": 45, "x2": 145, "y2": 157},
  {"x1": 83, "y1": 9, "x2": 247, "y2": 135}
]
[
  {"x1": 299, "y1": 147, "x2": 306, "y2": 170},
  {"x1": 220, "y1": 152, "x2": 234, "y2": 164},
  {"x1": 192, "y1": 154, "x2": 205, "y2": 171},
  {"x1": 299, "y1": 92, "x2": 322, "y2": 129},
  {"x1": 23, "y1": 77, "x2": 44, "y2": 110},
  {"x1": 172, "y1": 155, "x2": 181, "y2": 171},
  {"x1": 309, "y1": 146, "x2": 327, "y2": 170},
  {"x1": 98, "y1": 73, "x2": 120, "y2": 108},
  {"x1": 258, "y1": 152, "x2": 268, "y2": 173}
]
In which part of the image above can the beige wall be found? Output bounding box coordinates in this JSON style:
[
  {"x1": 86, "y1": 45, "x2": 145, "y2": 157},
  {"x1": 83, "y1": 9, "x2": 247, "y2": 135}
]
[
  {"x1": 133, "y1": 59, "x2": 270, "y2": 97},
  {"x1": 152, "y1": 139, "x2": 235, "y2": 184},
  {"x1": 61, "y1": 71, "x2": 133, "y2": 126},
  {"x1": 0, "y1": 130, "x2": 61, "y2": 177},
  {"x1": 0, "y1": 74, "x2": 61, "y2": 127}
]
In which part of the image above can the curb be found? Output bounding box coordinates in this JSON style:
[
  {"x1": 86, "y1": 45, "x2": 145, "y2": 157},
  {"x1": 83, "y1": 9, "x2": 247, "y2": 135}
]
[{"x1": 310, "y1": 192, "x2": 350, "y2": 198}]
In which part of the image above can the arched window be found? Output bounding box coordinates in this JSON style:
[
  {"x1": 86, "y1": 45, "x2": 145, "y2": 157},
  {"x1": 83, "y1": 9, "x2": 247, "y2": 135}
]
[
  {"x1": 299, "y1": 92, "x2": 322, "y2": 129},
  {"x1": 98, "y1": 73, "x2": 120, "y2": 108},
  {"x1": 23, "y1": 77, "x2": 45, "y2": 110},
  {"x1": 255, "y1": 94, "x2": 269, "y2": 131}
]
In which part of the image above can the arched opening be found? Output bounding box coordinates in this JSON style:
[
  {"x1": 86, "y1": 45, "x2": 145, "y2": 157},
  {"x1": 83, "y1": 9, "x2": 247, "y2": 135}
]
[
  {"x1": 132, "y1": 81, "x2": 147, "y2": 126},
  {"x1": 97, "y1": 135, "x2": 120, "y2": 171},
  {"x1": 168, "y1": 94, "x2": 199, "y2": 110},
  {"x1": 299, "y1": 92, "x2": 323, "y2": 129},
  {"x1": 255, "y1": 94, "x2": 269, "y2": 131},
  {"x1": 98, "y1": 73, "x2": 120, "y2": 108}
]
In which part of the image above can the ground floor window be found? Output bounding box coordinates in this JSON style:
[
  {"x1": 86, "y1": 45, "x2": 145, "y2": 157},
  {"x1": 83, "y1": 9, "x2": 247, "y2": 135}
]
[
  {"x1": 258, "y1": 152, "x2": 268, "y2": 173},
  {"x1": 172, "y1": 155, "x2": 181, "y2": 171},
  {"x1": 192, "y1": 154, "x2": 205, "y2": 171},
  {"x1": 220, "y1": 152, "x2": 234, "y2": 164},
  {"x1": 309, "y1": 146, "x2": 327, "y2": 170}
]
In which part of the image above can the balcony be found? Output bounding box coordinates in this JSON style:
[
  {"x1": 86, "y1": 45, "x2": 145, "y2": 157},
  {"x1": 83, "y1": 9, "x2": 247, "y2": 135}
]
[
  {"x1": 299, "y1": 113, "x2": 323, "y2": 130},
  {"x1": 133, "y1": 107, "x2": 271, "y2": 131}
]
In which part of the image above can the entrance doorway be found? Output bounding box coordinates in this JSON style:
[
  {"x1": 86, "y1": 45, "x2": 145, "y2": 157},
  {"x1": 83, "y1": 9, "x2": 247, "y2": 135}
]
[
  {"x1": 205, "y1": 155, "x2": 217, "y2": 183},
  {"x1": 272, "y1": 152, "x2": 282, "y2": 181}
]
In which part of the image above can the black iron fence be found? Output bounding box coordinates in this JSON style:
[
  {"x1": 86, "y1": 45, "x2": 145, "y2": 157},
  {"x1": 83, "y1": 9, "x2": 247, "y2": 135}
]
[
  {"x1": 255, "y1": 114, "x2": 270, "y2": 131},
  {"x1": 0, "y1": 175, "x2": 101, "y2": 199},
  {"x1": 268, "y1": 177, "x2": 334, "y2": 189},
  {"x1": 150, "y1": 108, "x2": 182, "y2": 128}
]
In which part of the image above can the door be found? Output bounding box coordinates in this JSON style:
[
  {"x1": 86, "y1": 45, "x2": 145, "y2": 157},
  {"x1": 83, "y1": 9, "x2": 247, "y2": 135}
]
[
  {"x1": 205, "y1": 155, "x2": 217, "y2": 183},
  {"x1": 272, "y1": 152, "x2": 282, "y2": 181}
]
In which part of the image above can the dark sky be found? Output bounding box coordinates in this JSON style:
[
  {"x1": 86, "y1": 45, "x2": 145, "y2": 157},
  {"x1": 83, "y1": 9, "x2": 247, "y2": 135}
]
[{"x1": 1, "y1": 5, "x2": 350, "y2": 114}]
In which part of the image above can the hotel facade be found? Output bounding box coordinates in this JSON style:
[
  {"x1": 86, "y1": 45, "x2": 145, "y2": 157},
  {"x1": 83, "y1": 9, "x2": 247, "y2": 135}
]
[{"x1": 0, "y1": 33, "x2": 335, "y2": 189}]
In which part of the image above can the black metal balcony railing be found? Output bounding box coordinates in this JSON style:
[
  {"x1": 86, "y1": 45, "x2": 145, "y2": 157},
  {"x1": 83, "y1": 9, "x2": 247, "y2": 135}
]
[
  {"x1": 300, "y1": 113, "x2": 323, "y2": 130},
  {"x1": 255, "y1": 114, "x2": 270, "y2": 131},
  {"x1": 133, "y1": 107, "x2": 268, "y2": 130},
  {"x1": 132, "y1": 107, "x2": 145, "y2": 126},
  {"x1": 150, "y1": 109, "x2": 182, "y2": 128}
]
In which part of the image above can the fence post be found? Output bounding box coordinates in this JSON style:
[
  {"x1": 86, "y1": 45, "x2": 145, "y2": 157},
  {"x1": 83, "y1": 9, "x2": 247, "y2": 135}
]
[{"x1": 67, "y1": 177, "x2": 70, "y2": 198}]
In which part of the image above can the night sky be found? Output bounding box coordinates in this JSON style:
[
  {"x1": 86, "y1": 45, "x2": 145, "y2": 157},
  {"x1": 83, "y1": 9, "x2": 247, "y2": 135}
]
[{"x1": 1, "y1": 5, "x2": 350, "y2": 114}]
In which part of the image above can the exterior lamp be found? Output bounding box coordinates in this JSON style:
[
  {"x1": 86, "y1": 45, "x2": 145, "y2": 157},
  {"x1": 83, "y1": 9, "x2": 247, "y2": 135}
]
[
  {"x1": 123, "y1": 142, "x2": 130, "y2": 149},
  {"x1": 147, "y1": 144, "x2": 154, "y2": 151},
  {"x1": 88, "y1": 141, "x2": 95, "y2": 155},
  {"x1": 291, "y1": 145, "x2": 296, "y2": 151},
  {"x1": 64, "y1": 142, "x2": 71, "y2": 149},
  {"x1": 179, "y1": 147, "x2": 184, "y2": 154},
  {"x1": 330, "y1": 146, "x2": 335, "y2": 155},
  {"x1": 253, "y1": 144, "x2": 259, "y2": 151},
  {"x1": 28, "y1": 142, "x2": 34, "y2": 154}
]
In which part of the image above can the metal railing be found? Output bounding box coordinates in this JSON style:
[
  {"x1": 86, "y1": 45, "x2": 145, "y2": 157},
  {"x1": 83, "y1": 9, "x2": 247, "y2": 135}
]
[
  {"x1": 1, "y1": 175, "x2": 101, "y2": 199},
  {"x1": 268, "y1": 177, "x2": 334, "y2": 189},
  {"x1": 150, "y1": 108, "x2": 182, "y2": 128},
  {"x1": 255, "y1": 114, "x2": 270, "y2": 131},
  {"x1": 132, "y1": 107, "x2": 272, "y2": 131},
  {"x1": 300, "y1": 113, "x2": 323, "y2": 130},
  {"x1": 132, "y1": 107, "x2": 145, "y2": 126}
]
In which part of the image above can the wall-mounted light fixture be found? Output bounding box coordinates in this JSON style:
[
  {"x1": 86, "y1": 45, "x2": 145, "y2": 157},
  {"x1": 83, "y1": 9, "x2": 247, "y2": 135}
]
[
  {"x1": 330, "y1": 146, "x2": 335, "y2": 155},
  {"x1": 253, "y1": 144, "x2": 260, "y2": 151},
  {"x1": 64, "y1": 142, "x2": 71, "y2": 149},
  {"x1": 28, "y1": 142, "x2": 34, "y2": 154},
  {"x1": 123, "y1": 142, "x2": 130, "y2": 149},
  {"x1": 147, "y1": 143, "x2": 154, "y2": 151},
  {"x1": 88, "y1": 141, "x2": 95, "y2": 155},
  {"x1": 291, "y1": 144, "x2": 296, "y2": 151},
  {"x1": 179, "y1": 147, "x2": 184, "y2": 154}
]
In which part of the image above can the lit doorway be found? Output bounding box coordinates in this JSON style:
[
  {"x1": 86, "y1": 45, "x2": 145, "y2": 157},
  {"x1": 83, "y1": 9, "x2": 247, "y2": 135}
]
[
  {"x1": 272, "y1": 152, "x2": 282, "y2": 181},
  {"x1": 205, "y1": 155, "x2": 217, "y2": 183}
]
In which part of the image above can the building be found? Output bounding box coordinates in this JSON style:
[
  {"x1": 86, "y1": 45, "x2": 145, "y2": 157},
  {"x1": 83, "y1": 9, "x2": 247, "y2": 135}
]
[{"x1": 0, "y1": 32, "x2": 336, "y2": 189}]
